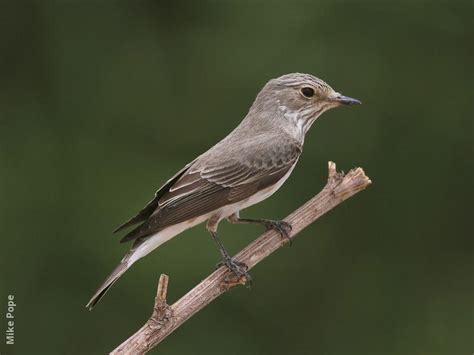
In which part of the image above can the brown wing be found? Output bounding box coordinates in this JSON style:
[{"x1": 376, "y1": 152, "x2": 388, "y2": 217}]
[
  {"x1": 119, "y1": 141, "x2": 301, "y2": 243},
  {"x1": 113, "y1": 160, "x2": 196, "y2": 233}
]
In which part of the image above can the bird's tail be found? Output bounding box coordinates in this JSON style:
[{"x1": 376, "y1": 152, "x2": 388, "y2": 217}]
[
  {"x1": 85, "y1": 255, "x2": 133, "y2": 311},
  {"x1": 86, "y1": 227, "x2": 180, "y2": 310}
]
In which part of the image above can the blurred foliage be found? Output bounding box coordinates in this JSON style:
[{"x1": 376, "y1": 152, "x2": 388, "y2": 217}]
[{"x1": 0, "y1": 1, "x2": 472, "y2": 354}]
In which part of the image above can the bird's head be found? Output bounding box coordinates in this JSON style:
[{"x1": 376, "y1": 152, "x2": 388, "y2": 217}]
[{"x1": 249, "y1": 73, "x2": 361, "y2": 138}]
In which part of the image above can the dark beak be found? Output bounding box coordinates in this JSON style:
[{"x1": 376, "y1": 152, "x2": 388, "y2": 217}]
[{"x1": 333, "y1": 95, "x2": 362, "y2": 106}]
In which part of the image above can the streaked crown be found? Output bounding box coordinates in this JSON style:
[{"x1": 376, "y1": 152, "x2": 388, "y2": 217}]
[{"x1": 245, "y1": 73, "x2": 360, "y2": 141}]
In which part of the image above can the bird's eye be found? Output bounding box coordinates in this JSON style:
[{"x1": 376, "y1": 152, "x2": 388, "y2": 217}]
[{"x1": 301, "y1": 87, "x2": 315, "y2": 98}]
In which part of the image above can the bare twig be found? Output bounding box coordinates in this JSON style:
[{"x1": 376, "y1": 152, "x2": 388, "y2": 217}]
[{"x1": 111, "y1": 162, "x2": 372, "y2": 354}]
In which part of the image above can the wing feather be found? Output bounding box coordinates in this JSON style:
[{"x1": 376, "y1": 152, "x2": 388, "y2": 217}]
[
  {"x1": 113, "y1": 161, "x2": 195, "y2": 233},
  {"x1": 119, "y1": 137, "x2": 302, "y2": 243}
]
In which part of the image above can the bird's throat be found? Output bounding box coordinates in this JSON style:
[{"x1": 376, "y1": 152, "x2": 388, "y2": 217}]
[{"x1": 282, "y1": 108, "x2": 318, "y2": 143}]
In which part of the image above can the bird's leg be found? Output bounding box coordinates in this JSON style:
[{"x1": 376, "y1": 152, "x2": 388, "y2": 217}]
[
  {"x1": 210, "y1": 231, "x2": 251, "y2": 283},
  {"x1": 206, "y1": 218, "x2": 251, "y2": 283},
  {"x1": 227, "y1": 212, "x2": 293, "y2": 246}
]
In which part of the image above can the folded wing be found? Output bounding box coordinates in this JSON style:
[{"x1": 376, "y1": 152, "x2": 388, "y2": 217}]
[{"x1": 118, "y1": 137, "x2": 302, "y2": 243}]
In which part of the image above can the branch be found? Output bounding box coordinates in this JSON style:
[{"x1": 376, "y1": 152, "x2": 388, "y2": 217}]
[{"x1": 111, "y1": 161, "x2": 372, "y2": 354}]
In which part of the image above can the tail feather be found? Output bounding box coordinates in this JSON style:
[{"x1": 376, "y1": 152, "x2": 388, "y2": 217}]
[
  {"x1": 86, "y1": 226, "x2": 180, "y2": 310},
  {"x1": 85, "y1": 261, "x2": 130, "y2": 310}
]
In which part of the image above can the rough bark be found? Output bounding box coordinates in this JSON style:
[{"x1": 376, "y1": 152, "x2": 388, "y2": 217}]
[{"x1": 111, "y1": 162, "x2": 372, "y2": 354}]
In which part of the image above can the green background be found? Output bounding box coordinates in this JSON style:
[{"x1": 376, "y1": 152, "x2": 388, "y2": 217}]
[{"x1": 1, "y1": 1, "x2": 472, "y2": 354}]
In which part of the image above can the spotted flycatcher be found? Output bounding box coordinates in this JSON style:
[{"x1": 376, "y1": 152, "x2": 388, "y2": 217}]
[{"x1": 86, "y1": 73, "x2": 361, "y2": 309}]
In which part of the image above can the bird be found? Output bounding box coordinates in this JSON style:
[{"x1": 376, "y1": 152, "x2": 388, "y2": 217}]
[{"x1": 85, "y1": 73, "x2": 361, "y2": 310}]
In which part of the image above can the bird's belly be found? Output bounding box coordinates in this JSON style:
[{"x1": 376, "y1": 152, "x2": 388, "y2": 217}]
[
  {"x1": 128, "y1": 213, "x2": 213, "y2": 265},
  {"x1": 128, "y1": 163, "x2": 296, "y2": 264},
  {"x1": 214, "y1": 162, "x2": 297, "y2": 220}
]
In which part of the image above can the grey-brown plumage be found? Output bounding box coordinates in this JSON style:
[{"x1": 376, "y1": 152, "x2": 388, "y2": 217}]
[
  {"x1": 86, "y1": 73, "x2": 360, "y2": 310},
  {"x1": 119, "y1": 134, "x2": 302, "y2": 243}
]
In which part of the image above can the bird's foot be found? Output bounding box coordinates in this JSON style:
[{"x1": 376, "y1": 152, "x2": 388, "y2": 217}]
[
  {"x1": 217, "y1": 257, "x2": 252, "y2": 286},
  {"x1": 264, "y1": 220, "x2": 293, "y2": 246}
]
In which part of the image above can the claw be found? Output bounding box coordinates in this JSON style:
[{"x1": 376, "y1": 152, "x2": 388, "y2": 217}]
[
  {"x1": 264, "y1": 220, "x2": 293, "y2": 246},
  {"x1": 218, "y1": 257, "x2": 252, "y2": 286}
]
